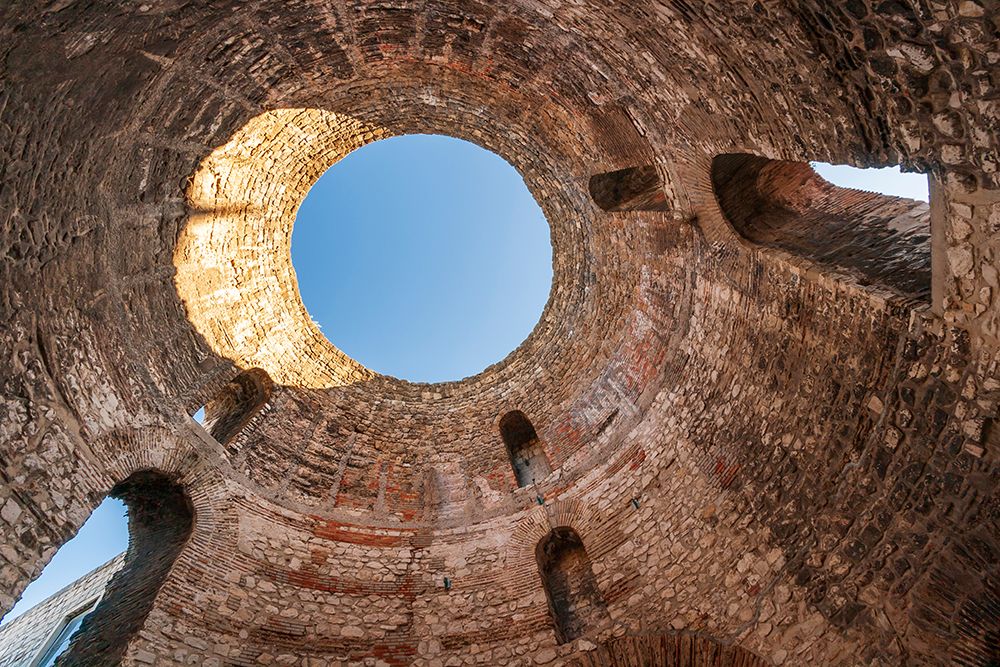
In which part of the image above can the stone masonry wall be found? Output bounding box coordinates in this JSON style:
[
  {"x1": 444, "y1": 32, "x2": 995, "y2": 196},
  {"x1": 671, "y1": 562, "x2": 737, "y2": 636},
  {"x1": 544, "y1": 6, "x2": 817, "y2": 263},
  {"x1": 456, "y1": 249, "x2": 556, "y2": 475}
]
[{"x1": 0, "y1": 1, "x2": 998, "y2": 666}]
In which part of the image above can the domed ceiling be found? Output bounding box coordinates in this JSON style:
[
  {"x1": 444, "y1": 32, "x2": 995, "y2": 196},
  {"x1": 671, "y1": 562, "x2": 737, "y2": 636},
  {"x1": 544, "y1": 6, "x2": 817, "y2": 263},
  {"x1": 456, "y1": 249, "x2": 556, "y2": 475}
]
[{"x1": 0, "y1": 2, "x2": 997, "y2": 665}]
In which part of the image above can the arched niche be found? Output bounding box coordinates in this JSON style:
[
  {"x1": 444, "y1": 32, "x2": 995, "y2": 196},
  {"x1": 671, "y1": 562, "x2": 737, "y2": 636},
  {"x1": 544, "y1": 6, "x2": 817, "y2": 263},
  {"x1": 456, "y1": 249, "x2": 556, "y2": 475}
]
[
  {"x1": 199, "y1": 368, "x2": 273, "y2": 450},
  {"x1": 500, "y1": 411, "x2": 551, "y2": 488},
  {"x1": 711, "y1": 154, "x2": 930, "y2": 301},
  {"x1": 536, "y1": 526, "x2": 609, "y2": 643},
  {"x1": 573, "y1": 631, "x2": 771, "y2": 666},
  {"x1": 589, "y1": 165, "x2": 669, "y2": 212}
]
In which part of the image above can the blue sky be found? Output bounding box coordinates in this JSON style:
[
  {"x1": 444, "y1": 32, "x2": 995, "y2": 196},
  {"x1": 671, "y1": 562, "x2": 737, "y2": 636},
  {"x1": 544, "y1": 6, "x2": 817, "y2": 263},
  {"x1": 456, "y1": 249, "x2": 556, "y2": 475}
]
[
  {"x1": 1, "y1": 151, "x2": 929, "y2": 631},
  {"x1": 292, "y1": 134, "x2": 553, "y2": 383},
  {"x1": 812, "y1": 162, "x2": 928, "y2": 201},
  {"x1": 1, "y1": 498, "x2": 128, "y2": 625}
]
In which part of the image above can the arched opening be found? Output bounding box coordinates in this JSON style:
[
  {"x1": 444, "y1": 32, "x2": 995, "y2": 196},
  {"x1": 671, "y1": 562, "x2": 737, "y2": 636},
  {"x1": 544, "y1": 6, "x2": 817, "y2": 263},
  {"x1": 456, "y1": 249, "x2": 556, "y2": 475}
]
[
  {"x1": 500, "y1": 411, "x2": 551, "y2": 487},
  {"x1": 0, "y1": 471, "x2": 192, "y2": 666},
  {"x1": 59, "y1": 471, "x2": 193, "y2": 665},
  {"x1": 589, "y1": 165, "x2": 669, "y2": 212},
  {"x1": 576, "y1": 632, "x2": 770, "y2": 666},
  {"x1": 711, "y1": 154, "x2": 931, "y2": 301},
  {"x1": 536, "y1": 526, "x2": 609, "y2": 643},
  {"x1": 197, "y1": 368, "x2": 272, "y2": 450},
  {"x1": 0, "y1": 500, "x2": 126, "y2": 666}
]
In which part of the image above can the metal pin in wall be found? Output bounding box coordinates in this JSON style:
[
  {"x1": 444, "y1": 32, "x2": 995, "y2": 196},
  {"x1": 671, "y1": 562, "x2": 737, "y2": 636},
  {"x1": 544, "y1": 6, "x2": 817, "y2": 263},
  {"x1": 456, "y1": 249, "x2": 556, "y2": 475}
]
[
  {"x1": 536, "y1": 494, "x2": 545, "y2": 505},
  {"x1": 443, "y1": 577, "x2": 451, "y2": 591},
  {"x1": 631, "y1": 497, "x2": 640, "y2": 510}
]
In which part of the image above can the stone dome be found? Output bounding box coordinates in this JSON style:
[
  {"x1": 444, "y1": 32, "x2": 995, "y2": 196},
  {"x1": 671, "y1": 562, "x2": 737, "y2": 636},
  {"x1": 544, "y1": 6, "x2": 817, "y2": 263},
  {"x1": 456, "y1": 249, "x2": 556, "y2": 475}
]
[{"x1": 0, "y1": 2, "x2": 997, "y2": 666}]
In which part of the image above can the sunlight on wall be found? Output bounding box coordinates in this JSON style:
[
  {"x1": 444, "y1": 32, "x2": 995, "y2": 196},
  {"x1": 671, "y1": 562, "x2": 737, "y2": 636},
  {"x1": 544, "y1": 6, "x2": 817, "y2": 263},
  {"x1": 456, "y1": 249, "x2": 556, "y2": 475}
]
[{"x1": 176, "y1": 108, "x2": 388, "y2": 390}]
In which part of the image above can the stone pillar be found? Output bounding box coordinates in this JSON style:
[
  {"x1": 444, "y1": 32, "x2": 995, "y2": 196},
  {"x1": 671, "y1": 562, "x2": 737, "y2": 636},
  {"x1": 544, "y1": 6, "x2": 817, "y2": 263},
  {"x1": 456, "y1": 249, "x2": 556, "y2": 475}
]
[{"x1": 938, "y1": 171, "x2": 1000, "y2": 345}]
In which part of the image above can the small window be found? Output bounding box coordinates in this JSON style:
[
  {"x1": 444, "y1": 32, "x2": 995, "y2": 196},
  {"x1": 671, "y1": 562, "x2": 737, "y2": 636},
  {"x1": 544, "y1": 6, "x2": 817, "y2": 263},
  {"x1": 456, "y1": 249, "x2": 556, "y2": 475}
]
[
  {"x1": 536, "y1": 527, "x2": 609, "y2": 643},
  {"x1": 196, "y1": 368, "x2": 272, "y2": 447},
  {"x1": 34, "y1": 600, "x2": 98, "y2": 667},
  {"x1": 499, "y1": 411, "x2": 551, "y2": 487},
  {"x1": 589, "y1": 165, "x2": 669, "y2": 212}
]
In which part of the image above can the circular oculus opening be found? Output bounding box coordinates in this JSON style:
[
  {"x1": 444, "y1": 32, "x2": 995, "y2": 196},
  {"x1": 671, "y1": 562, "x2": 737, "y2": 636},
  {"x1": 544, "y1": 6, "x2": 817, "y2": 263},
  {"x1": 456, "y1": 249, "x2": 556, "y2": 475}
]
[
  {"x1": 291, "y1": 134, "x2": 553, "y2": 383},
  {"x1": 177, "y1": 108, "x2": 575, "y2": 390}
]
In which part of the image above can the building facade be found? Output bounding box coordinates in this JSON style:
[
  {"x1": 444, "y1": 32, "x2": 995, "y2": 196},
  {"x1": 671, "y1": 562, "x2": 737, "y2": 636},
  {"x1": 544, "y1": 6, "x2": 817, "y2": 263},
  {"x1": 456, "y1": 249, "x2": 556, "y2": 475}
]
[{"x1": 0, "y1": 556, "x2": 124, "y2": 667}]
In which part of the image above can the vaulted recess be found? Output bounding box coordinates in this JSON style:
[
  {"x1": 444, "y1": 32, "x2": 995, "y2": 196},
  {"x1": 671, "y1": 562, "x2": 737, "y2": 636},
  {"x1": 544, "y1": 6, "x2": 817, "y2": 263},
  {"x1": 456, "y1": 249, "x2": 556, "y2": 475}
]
[
  {"x1": 711, "y1": 154, "x2": 931, "y2": 301},
  {"x1": 536, "y1": 526, "x2": 609, "y2": 643},
  {"x1": 198, "y1": 368, "x2": 273, "y2": 451},
  {"x1": 500, "y1": 411, "x2": 551, "y2": 487},
  {"x1": 589, "y1": 165, "x2": 669, "y2": 212}
]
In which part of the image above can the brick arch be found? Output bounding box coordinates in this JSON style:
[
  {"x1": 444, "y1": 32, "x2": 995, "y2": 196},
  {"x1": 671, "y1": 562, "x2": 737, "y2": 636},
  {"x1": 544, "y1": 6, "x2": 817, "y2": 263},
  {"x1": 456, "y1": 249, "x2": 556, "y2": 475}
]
[
  {"x1": 57, "y1": 469, "x2": 194, "y2": 666},
  {"x1": 29, "y1": 428, "x2": 241, "y2": 666},
  {"x1": 571, "y1": 631, "x2": 770, "y2": 666},
  {"x1": 506, "y1": 498, "x2": 602, "y2": 567},
  {"x1": 94, "y1": 427, "x2": 238, "y2": 552}
]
